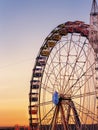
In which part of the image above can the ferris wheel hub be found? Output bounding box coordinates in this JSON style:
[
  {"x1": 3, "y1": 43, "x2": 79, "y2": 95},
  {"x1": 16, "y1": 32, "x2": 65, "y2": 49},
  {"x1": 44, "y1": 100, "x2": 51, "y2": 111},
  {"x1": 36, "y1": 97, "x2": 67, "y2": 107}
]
[
  {"x1": 52, "y1": 91, "x2": 72, "y2": 105},
  {"x1": 52, "y1": 91, "x2": 59, "y2": 105}
]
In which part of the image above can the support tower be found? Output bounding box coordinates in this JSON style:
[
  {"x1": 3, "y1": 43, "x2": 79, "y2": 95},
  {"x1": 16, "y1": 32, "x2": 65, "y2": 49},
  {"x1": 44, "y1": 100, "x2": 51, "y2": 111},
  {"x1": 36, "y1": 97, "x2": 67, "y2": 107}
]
[{"x1": 89, "y1": 0, "x2": 98, "y2": 122}]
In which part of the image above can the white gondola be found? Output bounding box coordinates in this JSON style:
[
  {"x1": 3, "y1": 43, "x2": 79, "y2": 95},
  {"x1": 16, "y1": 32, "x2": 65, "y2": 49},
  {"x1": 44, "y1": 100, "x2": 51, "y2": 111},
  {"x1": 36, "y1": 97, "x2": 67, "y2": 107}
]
[
  {"x1": 32, "y1": 118, "x2": 38, "y2": 124},
  {"x1": 37, "y1": 56, "x2": 46, "y2": 61},
  {"x1": 36, "y1": 56, "x2": 46, "y2": 66},
  {"x1": 33, "y1": 68, "x2": 42, "y2": 77},
  {"x1": 31, "y1": 80, "x2": 40, "y2": 85},
  {"x1": 30, "y1": 105, "x2": 38, "y2": 108},
  {"x1": 31, "y1": 97, "x2": 38, "y2": 102},
  {"x1": 31, "y1": 80, "x2": 40, "y2": 89},
  {"x1": 32, "y1": 92, "x2": 38, "y2": 95},
  {"x1": 32, "y1": 85, "x2": 39, "y2": 89}
]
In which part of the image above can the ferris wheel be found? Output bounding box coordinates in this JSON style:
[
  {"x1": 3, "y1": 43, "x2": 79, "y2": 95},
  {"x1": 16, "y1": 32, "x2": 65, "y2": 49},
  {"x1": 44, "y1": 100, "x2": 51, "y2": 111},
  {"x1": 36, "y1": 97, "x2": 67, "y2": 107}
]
[
  {"x1": 29, "y1": 20, "x2": 97, "y2": 130},
  {"x1": 29, "y1": 1, "x2": 98, "y2": 130}
]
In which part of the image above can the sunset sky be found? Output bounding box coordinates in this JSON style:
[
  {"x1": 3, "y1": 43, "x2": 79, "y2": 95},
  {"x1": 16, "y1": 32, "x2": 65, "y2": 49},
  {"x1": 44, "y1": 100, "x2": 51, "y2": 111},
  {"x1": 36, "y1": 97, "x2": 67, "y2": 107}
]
[{"x1": 0, "y1": 0, "x2": 93, "y2": 126}]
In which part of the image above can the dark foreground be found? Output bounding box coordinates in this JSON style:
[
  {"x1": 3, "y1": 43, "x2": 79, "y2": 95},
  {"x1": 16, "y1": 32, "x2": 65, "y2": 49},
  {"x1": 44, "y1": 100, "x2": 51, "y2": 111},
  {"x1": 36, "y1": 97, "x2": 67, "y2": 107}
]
[
  {"x1": 0, "y1": 126, "x2": 30, "y2": 130},
  {"x1": 0, "y1": 124, "x2": 98, "y2": 130},
  {"x1": 40, "y1": 124, "x2": 98, "y2": 130}
]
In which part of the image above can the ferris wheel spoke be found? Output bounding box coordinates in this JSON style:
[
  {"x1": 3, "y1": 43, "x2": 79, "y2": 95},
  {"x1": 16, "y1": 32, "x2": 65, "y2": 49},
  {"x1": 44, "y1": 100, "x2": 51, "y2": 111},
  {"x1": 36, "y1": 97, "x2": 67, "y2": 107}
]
[
  {"x1": 60, "y1": 36, "x2": 73, "y2": 92},
  {"x1": 71, "y1": 91, "x2": 98, "y2": 99},
  {"x1": 42, "y1": 62, "x2": 61, "y2": 93},
  {"x1": 64, "y1": 58, "x2": 86, "y2": 94},
  {"x1": 43, "y1": 59, "x2": 64, "y2": 92},
  {"x1": 73, "y1": 101, "x2": 97, "y2": 122},
  {"x1": 52, "y1": 40, "x2": 73, "y2": 92},
  {"x1": 41, "y1": 74, "x2": 62, "y2": 93},
  {"x1": 67, "y1": 101, "x2": 97, "y2": 126},
  {"x1": 70, "y1": 59, "x2": 93, "y2": 96},
  {"x1": 61, "y1": 36, "x2": 74, "y2": 93},
  {"x1": 58, "y1": 41, "x2": 62, "y2": 92},
  {"x1": 41, "y1": 46, "x2": 62, "y2": 93},
  {"x1": 40, "y1": 100, "x2": 52, "y2": 106},
  {"x1": 63, "y1": 40, "x2": 87, "y2": 93},
  {"x1": 72, "y1": 69, "x2": 95, "y2": 97},
  {"x1": 46, "y1": 37, "x2": 72, "y2": 93},
  {"x1": 41, "y1": 86, "x2": 53, "y2": 94},
  {"x1": 30, "y1": 101, "x2": 52, "y2": 107},
  {"x1": 72, "y1": 36, "x2": 81, "y2": 54},
  {"x1": 40, "y1": 106, "x2": 55, "y2": 123},
  {"x1": 65, "y1": 62, "x2": 95, "y2": 95},
  {"x1": 76, "y1": 107, "x2": 97, "y2": 123},
  {"x1": 70, "y1": 106, "x2": 93, "y2": 129},
  {"x1": 41, "y1": 78, "x2": 55, "y2": 94}
]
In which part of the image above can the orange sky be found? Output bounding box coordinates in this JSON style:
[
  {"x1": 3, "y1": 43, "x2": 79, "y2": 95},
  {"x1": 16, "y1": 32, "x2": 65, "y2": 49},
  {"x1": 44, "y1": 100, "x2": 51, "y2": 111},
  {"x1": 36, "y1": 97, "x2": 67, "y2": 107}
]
[
  {"x1": 0, "y1": 0, "x2": 91, "y2": 127},
  {"x1": 0, "y1": 99, "x2": 28, "y2": 126}
]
